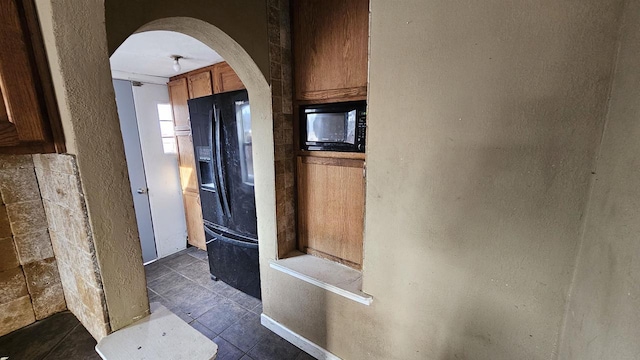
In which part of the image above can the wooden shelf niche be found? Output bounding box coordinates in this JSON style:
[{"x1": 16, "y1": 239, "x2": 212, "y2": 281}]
[{"x1": 297, "y1": 156, "x2": 365, "y2": 269}]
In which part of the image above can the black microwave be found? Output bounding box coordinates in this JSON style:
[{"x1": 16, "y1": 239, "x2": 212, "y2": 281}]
[{"x1": 300, "y1": 100, "x2": 367, "y2": 153}]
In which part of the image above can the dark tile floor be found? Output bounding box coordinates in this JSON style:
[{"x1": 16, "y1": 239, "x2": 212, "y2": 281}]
[
  {"x1": 146, "y1": 246, "x2": 315, "y2": 360},
  {"x1": 0, "y1": 311, "x2": 100, "y2": 360},
  {"x1": 0, "y1": 246, "x2": 314, "y2": 360}
]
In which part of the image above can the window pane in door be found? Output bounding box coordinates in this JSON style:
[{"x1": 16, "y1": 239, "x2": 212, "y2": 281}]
[
  {"x1": 159, "y1": 120, "x2": 175, "y2": 137},
  {"x1": 161, "y1": 137, "x2": 177, "y2": 154},
  {"x1": 157, "y1": 103, "x2": 173, "y2": 121}
]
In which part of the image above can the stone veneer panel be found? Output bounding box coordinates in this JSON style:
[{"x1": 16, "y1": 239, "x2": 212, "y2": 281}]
[
  {"x1": 33, "y1": 153, "x2": 110, "y2": 340},
  {"x1": 23, "y1": 258, "x2": 66, "y2": 321},
  {"x1": 0, "y1": 296, "x2": 35, "y2": 336},
  {"x1": 0, "y1": 267, "x2": 29, "y2": 304},
  {"x1": 0, "y1": 204, "x2": 11, "y2": 238},
  {"x1": 0, "y1": 155, "x2": 66, "y2": 335},
  {"x1": 0, "y1": 237, "x2": 19, "y2": 271},
  {"x1": 268, "y1": 0, "x2": 297, "y2": 257}
]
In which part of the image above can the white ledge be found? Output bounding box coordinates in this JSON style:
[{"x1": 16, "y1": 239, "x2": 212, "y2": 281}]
[
  {"x1": 270, "y1": 253, "x2": 373, "y2": 305},
  {"x1": 96, "y1": 304, "x2": 217, "y2": 359}
]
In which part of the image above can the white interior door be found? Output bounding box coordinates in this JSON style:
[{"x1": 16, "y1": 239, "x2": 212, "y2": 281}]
[
  {"x1": 113, "y1": 79, "x2": 158, "y2": 263},
  {"x1": 131, "y1": 82, "x2": 188, "y2": 258}
]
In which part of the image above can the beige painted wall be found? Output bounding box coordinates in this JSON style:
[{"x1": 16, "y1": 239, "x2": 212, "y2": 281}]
[
  {"x1": 35, "y1": 0, "x2": 276, "y2": 338},
  {"x1": 264, "y1": 1, "x2": 626, "y2": 359},
  {"x1": 32, "y1": 0, "x2": 640, "y2": 358},
  {"x1": 104, "y1": 0, "x2": 270, "y2": 79},
  {"x1": 558, "y1": 0, "x2": 640, "y2": 358},
  {"x1": 35, "y1": 0, "x2": 149, "y2": 334}
]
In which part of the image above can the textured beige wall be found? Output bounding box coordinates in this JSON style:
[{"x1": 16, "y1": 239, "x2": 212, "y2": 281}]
[
  {"x1": 35, "y1": 0, "x2": 277, "y2": 338},
  {"x1": 104, "y1": 0, "x2": 270, "y2": 78},
  {"x1": 558, "y1": 0, "x2": 640, "y2": 358},
  {"x1": 33, "y1": 0, "x2": 639, "y2": 358},
  {"x1": 35, "y1": 0, "x2": 148, "y2": 335},
  {"x1": 264, "y1": 1, "x2": 625, "y2": 359}
]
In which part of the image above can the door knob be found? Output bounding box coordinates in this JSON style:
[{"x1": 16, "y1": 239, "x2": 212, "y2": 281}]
[{"x1": 136, "y1": 188, "x2": 148, "y2": 194}]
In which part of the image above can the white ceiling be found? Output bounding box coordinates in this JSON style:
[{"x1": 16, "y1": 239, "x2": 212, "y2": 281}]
[{"x1": 110, "y1": 30, "x2": 224, "y2": 79}]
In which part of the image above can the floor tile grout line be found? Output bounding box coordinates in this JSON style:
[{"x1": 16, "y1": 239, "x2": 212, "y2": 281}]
[
  {"x1": 148, "y1": 268, "x2": 218, "y2": 298},
  {"x1": 40, "y1": 322, "x2": 81, "y2": 360}
]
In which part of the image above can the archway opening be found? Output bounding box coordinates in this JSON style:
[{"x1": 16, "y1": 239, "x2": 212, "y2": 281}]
[
  {"x1": 107, "y1": 22, "x2": 272, "y2": 328},
  {"x1": 34, "y1": 6, "x2": 280, "y2": 339}
]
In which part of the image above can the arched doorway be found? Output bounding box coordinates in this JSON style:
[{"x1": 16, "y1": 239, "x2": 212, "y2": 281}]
[
  {"x1": 117, "y1": 16, "x2": 279, "y2": 323},
  {"x1": 36, "y1": 6, "x2": 278, "y2": 337}
]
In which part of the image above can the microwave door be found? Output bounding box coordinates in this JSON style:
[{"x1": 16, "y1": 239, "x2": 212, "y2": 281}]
[
  {"x1": 307, "y1": 112, "x2": 347, "y2": 143},
  {"x1": 301, "y1": 101, "x2": 366, "y2": 152}
]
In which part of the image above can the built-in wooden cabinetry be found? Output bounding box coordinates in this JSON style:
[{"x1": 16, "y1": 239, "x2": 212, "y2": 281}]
[
  {"x1": 292, "y1": 0, "x2": 369, "y2": 102},
  {"x1": 0, "y1": 0, "x2": 64, "y2": 154},
  {"x1": 212, "y1": 62, "x2": 245, "y2": 94},
  {"x1": 297, "y1": 153, "x2": 366, "y2": 268},
  {"x1": 187, "y1": 70, "x2": 213, "y2": 99},
  {"x1": 292, "y1": 0, "x2": 369, "y2": 269},
  {"x1": 168, "y1": 62, "x2": 244, "y2": 250}
]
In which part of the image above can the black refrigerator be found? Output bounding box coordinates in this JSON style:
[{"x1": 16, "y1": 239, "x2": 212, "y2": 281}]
[{"x1": 188, "y1": 89, "x2": 260, "y2": 299}]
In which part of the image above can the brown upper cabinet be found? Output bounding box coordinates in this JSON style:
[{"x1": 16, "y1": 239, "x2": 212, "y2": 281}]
[
  {"x1": 187, "y1": 70, "x2": 213, "y2": 99},
  {"x1": 171, "y1": 61, "x2": 244, "y2": 99},
  {"x1": 0, "y1": 0, "x2": 64, "y2": 154},
  {"x1": 212, "y1": 62, "x2": 244, "y2": 94},
  {"x1": 168, "y1": 78, "x2": 191, "y2": 131},
  {"x1": 292, "y1": 0, "x2": 369, "y2": 102}
]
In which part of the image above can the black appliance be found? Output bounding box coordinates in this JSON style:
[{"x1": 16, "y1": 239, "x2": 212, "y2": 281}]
[
  {"x1": 188, "y1": 90, "x2": 260, "y2": 299},
  {"x1": 300, "y1": 100, "x2": 367, "y2": 153}
]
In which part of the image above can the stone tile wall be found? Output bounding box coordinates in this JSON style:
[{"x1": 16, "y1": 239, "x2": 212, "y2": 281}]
[
  {"x1": 0, "y1": 155, "x2": 66, "y2": 337},
  {"x1": 33, "y1": 154, "x2": 110, "y2": 340},
  {"x1": 268, "y1": 0, "x2": 297, "y2": 257}
]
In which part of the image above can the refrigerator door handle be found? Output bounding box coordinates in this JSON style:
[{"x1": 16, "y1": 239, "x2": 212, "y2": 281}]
[
  {"x1": 209, "y1": 109, "x2": 226, "y2": 214},
  {"x1": 213, "y1": 105, "x2": 232, "y2": 218}
]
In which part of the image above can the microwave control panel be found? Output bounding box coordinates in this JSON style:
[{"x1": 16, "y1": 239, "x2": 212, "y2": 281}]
[{"x1": 356, "y1": 111, "x2": 366, "y2": 152}]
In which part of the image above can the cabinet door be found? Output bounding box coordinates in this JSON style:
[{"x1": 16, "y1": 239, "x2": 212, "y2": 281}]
[
  {"x1": 168, "y1": 78, "x2": 190, "y2": 131},
  {"x1": 213, "y1": 62, "x2": 245, "y2": 94},
  {"x1": 182, "y1": 184, "x2": 206, "y2": 250},
  {"x1": 175, "y1": 133, "x2": 206, "y2": 249},
  {"x1": 297, "y1": 156, "x2": 365, "y2": 269},
  {"x1": 187, "y1": 70, "x2": 213, "y2": 99},
  {"x1": 169, "y1": 77, "x2": 206, "y2": 249},
  {"x1": 292, "y1": 0, "x2": 369, "y2": 101},
  {"x1": 0, "y1": 0, "x2": 58, "y2": 152},
  {"x1": 176, "y1": 134, "x2": 199, "y2": 194}
]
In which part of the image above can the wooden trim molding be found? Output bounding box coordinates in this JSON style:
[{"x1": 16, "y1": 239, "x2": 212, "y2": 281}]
[{"x1": 297, "y1": 86, "x2": 367, "y2": 102}]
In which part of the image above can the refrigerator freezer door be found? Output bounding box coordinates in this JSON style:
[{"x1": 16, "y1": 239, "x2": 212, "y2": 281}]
[
  {"x1": 214, "y1": 90, "x2": 258, "y2": 239},
  {"x1": 205, "y1": 225, "x2": 260, "y2": 299}
]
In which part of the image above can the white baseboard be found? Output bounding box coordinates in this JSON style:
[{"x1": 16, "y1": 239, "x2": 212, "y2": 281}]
[{"x1": 260, "y1": 314, "x2": 341, "y2": 360}]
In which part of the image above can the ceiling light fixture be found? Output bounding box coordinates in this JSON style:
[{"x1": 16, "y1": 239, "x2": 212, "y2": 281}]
[{"x1": 171, "y1": 55, "x2": 183, "y2": 72}]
